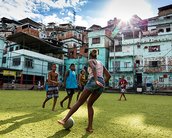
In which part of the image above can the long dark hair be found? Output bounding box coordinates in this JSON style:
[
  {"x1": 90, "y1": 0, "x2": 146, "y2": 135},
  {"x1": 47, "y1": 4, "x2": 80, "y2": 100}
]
[{"x1": 89, "y1": 49, "x2": 97, "y2": 59}]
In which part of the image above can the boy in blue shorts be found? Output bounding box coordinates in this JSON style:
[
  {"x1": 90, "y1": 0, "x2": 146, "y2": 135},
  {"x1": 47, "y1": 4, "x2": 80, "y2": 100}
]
[{"x1": 42, "y1": 64, "x2": 59, "y2": 111}]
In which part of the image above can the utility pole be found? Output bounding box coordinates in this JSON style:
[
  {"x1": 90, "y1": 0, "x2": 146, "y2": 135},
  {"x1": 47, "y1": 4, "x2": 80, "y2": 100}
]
[
  {"x1": 73, "y1": 9, "x2": 76, "y2": 25},
  {"x1": 113, "y1": 40, "x2": 116, "y2": 88},
  {"x1": 132, "y1": 28, "x2": 135, "y2": 89}
]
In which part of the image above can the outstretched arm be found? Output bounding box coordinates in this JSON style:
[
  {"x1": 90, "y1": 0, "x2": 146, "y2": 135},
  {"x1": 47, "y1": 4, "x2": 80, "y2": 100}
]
[
  {"x1": 103, "y1": 66, "x2": 111, "y2": 83},
  {"x1": 63, "y1": 71, "x2": 69, "y2": 87}
]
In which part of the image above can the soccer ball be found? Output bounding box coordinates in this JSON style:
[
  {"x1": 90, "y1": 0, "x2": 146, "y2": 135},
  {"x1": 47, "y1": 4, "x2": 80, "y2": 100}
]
[{"x1": 63, "y1": 117, "x2": 74, "y2": 129}]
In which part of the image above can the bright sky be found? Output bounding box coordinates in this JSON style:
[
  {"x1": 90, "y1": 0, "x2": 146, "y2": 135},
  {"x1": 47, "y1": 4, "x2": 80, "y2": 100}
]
[{"x1": 0, "y1": 0, "x2": 172, "y2": 28}]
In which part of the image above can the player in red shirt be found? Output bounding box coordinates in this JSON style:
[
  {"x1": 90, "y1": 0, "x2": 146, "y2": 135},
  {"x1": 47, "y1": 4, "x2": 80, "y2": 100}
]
[{"x1": 118, "y1": 75, "x2": 127, "y2": 101}]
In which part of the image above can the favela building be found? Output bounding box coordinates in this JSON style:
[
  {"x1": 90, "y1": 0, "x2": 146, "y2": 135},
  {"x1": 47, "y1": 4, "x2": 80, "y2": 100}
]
[{"x1": 0, "y1": 4, "x2": 172, "y2": 91}]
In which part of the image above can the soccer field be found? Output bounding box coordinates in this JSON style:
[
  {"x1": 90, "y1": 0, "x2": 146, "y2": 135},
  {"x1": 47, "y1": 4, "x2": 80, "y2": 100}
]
[{"x1": 0, "y1": 90, "x2": 172, "y2": 138}]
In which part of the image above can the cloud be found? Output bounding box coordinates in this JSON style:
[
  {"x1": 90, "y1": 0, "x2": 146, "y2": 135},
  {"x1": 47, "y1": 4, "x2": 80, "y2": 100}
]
[
  {"x1": 0, "y1": 0, "x2": 88, "y2": 21},
  {"x1": 40, "y1": 14, "x2": 62, "y2": 25},
  {"x1": 40, "y1": 14, "x2": 72, "y2": 25},
  {"x1": 0, "y1": 0, "x2": 154, "y2": 28},
  {"x1": 75, "y1": 15, "x2": 89, "y2": 27},
  {"x1": 0, "y1": 0, "x2": 41, "y2": 20},
  {"x1": 67, "y1": 11, "x2": 74, "y2": 17},
  {"x1": 35, "y1": 0, "x2": 87, "y2": 10}
]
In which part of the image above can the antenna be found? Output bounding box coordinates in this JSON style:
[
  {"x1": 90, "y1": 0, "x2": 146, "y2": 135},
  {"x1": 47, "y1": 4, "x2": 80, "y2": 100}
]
[{"x1": 73, "y1": 9, "x2": 76, "y2": 25}]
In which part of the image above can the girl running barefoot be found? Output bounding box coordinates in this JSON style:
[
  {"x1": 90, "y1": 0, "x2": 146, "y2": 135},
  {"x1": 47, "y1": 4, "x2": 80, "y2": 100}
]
[{"x1": 58, "y1": 49, "x2": 111, "y2": 133}]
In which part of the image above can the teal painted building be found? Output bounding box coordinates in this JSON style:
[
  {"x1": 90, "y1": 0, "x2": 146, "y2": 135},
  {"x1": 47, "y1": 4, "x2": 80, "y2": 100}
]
[
  {"x1": 0, "y1": 37, "x2": 5, "y2": 67},
  {"x1": 64, "y1": 56, "x2": 88, "y2": 74},
  {"x1": 0, "y1": 35, "x2": 64, "y2": 85},
  {"x1": 88, "y1": 29, "x2": 113, "y2": 68}
]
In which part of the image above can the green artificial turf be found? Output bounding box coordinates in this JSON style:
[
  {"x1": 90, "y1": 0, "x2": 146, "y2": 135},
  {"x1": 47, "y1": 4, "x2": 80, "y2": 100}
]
[{"x1": 0, "y1": 90, "x2": 172, "y2": 138}]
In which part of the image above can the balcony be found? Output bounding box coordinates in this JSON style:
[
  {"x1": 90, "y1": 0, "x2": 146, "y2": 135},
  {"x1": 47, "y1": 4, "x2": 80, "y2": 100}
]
[
  {"x1": 109, "y1": 67, "x2": 133, "y2": 73},
  {"x1": 109, "y1": 51, "x2": 134, "y2": 57},
  {"x1": 144, "y1": 66, "x2": 167, "y2": 73},
  {"x1": 122, "y1": 38, "x2": 141, "y2": 45},
  {"x1": 122, "y1": 33, "x2": 172, "y2": 45},
  {"x1": 148, "y1": 18, "x2": 172, "y2": 26}
]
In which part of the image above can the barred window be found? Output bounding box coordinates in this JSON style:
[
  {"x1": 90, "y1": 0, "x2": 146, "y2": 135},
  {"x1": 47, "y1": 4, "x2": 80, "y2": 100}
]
[
  {"x1": 25, "y1": 58, "x2": 33, "y2": 68},
  {"x1": 92, "y1": 37, "x2": 100, "y2": 44},
  {"x1": 2, "y1": 57, "x2": 6, "y2": 63},
  {"x1": 124, "y1": 62, "x2": 130, "y2": 68},
  {"x1": 115, "y1": 45, "x2": 122, "y2": 52},
  {"x1": 13, "y1": 57, "x2": 21, "y2": 66},
  {"x1": 149, "y1": 61, "x2": 161, "y2": 67},
  {"x1": 149, "y1": 46, "x2": 160, "y2": 52}
]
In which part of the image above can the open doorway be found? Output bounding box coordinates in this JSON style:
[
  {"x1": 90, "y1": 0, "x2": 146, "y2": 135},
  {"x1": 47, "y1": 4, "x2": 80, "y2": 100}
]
[{"x1": 136, "y1": 73, "x2": 142, "y2": 87}]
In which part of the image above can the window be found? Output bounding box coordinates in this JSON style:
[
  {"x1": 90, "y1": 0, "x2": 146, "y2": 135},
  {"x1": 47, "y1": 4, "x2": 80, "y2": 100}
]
[
  {"x1": 166, "y1": 28, "x2": 171, "y2": 32},
  {"x1": 25, "y1": 58, "x2": 33, "y2": 68},
  {"x1": 114, "y1": 61, "x2": 120, "y2": 71},
  {"x1": 92, "y1": 37, "x2": 100, "y2": 44},
  {"x1": 136, "y1": 60, "x2": 140, "y2": 65},
  {"x1": 73, "y1": 43, "x2": 77, "y2": 47},
  {"x1": 124, "y1": 62, "x2": 130, "y2": 68},
  {"x1": 149, "y1": 61, "x2": 160, "y2": 67},
  {"x1": 78, "y1": 34, "x2": 81, "y2": 39},
  {"x1": 137, "y1": 44, "x2": 141, "y2": 48},
  {"x1": 22, "y1": 24, "x2": 29, "y2": 29},
  {"x1": 13, "y1": 57, "x2": 21, "y2": 66},
  {"x1": 158, "y1": 29, "x2": 164, "y2": 33},
  {"x1": 84, "y1": 48, "x2": 88, "y2": 53},
  {"x1": 74, "y1": 32, "x2": 77, "y2": 37},
  {"x1": 69, "y1": 51, "x2": 74, "y2": 58},
  {"x1": 149, "y1": 46, "x2": 160, "y2": 52},
  {"x1": 16, "y1": 46, "x2": 19, "y2": 50},
  {"x1": 2, "y1": 57, "x2": 6, "y2": 63},
  {"x1": 115, "y1": 45, "x2": 122, "y2": 52},
  {"x1": 165, "y1": 16, "x2": 171, "y2": 19},
  {"x1": 159, "y1": 77, "x2": 164, "y2": 82},
  {"x1": 9, "y1": 47, "x2": 14, "y2": 52}
]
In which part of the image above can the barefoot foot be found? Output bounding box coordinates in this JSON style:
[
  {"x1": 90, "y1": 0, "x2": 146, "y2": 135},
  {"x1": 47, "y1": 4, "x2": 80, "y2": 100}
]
[
  {"x1": 57, "y1": 120, "x2": 65, "y2": 125},
  {"x1": 86, "y1": 128, "x2": 94, "y2": 133},
  {"x1": 42, "y1": 103, "x2": 45, "y2": 108}
]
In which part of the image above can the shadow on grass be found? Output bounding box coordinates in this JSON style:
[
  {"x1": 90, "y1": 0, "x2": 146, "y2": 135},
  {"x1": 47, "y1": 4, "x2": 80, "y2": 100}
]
[
  {"x1": 0, "y1": 108, "x2": 65, "y2": 135},
  {"x1": 47, "y1": 129, "x2": 71, "y2": 138},
  {"x1": 81, "y1": 131, "x2": 92, "y2": 138}
]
